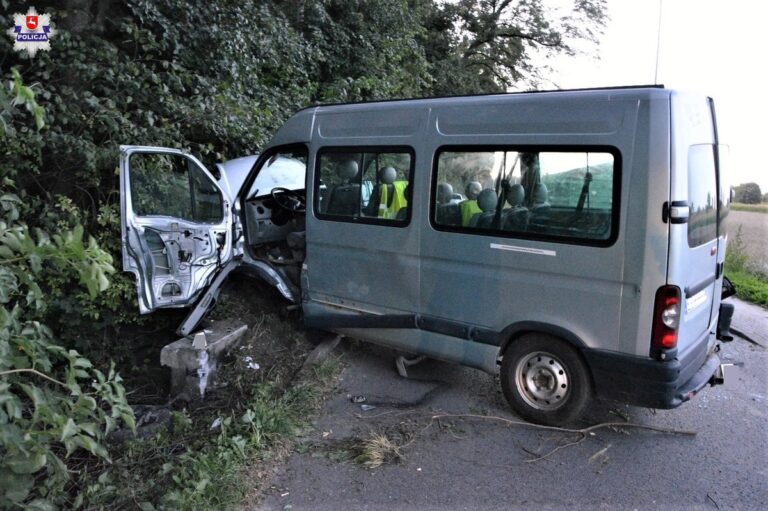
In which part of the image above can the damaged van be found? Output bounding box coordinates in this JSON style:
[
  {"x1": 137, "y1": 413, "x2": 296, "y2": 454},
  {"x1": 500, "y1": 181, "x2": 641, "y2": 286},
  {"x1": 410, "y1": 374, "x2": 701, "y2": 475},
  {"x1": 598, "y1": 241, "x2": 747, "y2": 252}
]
[{"x1": 120, "y1": 86, "x2": 734, "y2": 425}]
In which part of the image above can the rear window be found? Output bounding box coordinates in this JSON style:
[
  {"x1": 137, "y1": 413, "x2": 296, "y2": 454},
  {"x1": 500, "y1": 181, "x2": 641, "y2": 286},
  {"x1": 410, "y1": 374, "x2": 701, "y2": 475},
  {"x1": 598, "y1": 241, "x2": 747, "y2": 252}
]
[{"x1": 687, "y1": 145, "x2": 718, "y2": 247}]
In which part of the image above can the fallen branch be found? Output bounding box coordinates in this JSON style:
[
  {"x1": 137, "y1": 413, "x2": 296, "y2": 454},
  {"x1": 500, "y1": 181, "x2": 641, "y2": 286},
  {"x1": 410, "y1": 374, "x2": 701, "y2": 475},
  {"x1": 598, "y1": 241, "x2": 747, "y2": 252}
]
[
  {"x1": 525, "y1": 437, "x2": 587, "y2": 463},
  {"x1": 430, "y1": 413, "x2": 697, "y2": 437},
  {"x1": 430, "y1": 413, "x2": 696, "y2": 463}
]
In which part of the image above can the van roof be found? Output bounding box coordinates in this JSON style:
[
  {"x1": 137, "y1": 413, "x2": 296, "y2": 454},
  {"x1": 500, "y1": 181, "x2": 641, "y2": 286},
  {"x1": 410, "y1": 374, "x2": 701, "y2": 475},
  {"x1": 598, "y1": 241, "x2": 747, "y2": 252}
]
[
  {"x1": 299, "y1": 84, "x2": 668, "y2": 113},
  {"x1": 267, "y1": 85, "x2": 680, "y2": 148}
]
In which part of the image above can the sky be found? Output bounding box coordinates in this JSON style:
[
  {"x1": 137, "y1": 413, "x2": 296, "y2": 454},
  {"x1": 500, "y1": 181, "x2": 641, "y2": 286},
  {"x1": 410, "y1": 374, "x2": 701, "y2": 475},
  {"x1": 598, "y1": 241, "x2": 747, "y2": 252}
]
[{"x1": 531, "y1": 0, "x2": 767, "y2": 193}]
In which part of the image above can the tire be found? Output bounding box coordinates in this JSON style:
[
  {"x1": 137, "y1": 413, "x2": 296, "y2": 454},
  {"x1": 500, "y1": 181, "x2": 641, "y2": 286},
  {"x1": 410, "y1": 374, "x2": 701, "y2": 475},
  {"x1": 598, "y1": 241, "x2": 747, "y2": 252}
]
[{"x1": 500, "y1": 333, "x2": 593, "y2": 426}]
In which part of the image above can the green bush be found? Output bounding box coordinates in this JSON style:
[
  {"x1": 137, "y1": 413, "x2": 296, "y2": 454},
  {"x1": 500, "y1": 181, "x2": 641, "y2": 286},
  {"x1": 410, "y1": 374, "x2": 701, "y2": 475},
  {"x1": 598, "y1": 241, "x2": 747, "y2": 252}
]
[
  {"x1": 1, "y1": 67, "x2": 134, "y2": 509},
  {"x1": 0, "y1": 197, "x2": 135, "y2": 508}
]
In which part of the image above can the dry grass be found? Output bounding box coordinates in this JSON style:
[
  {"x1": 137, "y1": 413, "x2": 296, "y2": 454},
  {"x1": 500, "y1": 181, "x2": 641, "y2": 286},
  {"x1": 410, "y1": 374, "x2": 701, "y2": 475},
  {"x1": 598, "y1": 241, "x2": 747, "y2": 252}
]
[
  {"x1": 727, "y1": 210, "x2": 768, "y2": 274},
  {"x1": 353, "y1": 433, "x2": 405, "y2": 468},
  {"x1": 731, "y1": 202, "x2": 768, "y2": 214}
]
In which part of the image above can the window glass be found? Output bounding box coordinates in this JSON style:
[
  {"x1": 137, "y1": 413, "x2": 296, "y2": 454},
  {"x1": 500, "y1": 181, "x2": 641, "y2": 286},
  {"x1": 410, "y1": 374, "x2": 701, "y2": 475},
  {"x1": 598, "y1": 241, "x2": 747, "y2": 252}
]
[
  {"x1": 316, "y1": 149, "x2": 412, "y2": 223},
  {"x1": 717, "y1": 144, "x2": 731, "y2": 239},
  {"x1": 687, "y1": 144, "x2": 718, "y2": 247},
  {"x1": 130, "y1": 153, "x2": 223, "y2": 223},
  {"x1": 433, "y1": 149, "x2": 616, "y2": 242},
  {"x1": 246, "y1": 149, "x2": 307, "y2": 199}
]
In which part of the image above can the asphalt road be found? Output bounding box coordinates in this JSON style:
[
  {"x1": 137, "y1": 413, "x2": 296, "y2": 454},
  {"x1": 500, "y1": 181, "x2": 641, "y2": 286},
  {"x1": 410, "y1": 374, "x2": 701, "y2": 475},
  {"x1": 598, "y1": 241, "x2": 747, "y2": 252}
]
[{"x1": 253, "y1": 297, "x2": 767, "y2": 511}]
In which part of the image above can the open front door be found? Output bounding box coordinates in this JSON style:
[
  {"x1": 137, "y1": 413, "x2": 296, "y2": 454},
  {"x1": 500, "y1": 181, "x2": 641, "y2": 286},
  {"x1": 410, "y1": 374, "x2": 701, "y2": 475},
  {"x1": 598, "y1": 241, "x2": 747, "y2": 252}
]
[{"x1": 120, "y1": 146, "x2": 235, "y2": 322}]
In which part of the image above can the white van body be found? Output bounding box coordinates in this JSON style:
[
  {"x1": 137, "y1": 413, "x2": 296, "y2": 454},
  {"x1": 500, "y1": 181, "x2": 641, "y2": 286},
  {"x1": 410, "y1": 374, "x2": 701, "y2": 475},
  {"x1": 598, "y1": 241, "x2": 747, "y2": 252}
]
[{"x1": 120, "y1": 86, "x2": 732, "y2": 425}]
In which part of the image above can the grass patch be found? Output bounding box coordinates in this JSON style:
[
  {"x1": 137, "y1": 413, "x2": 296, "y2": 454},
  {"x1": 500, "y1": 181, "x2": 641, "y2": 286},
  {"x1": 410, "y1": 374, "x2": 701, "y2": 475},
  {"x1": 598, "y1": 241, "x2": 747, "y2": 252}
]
[
  {"x1": 731, "y1": 202, "x2": 768, "y2": 214},
  {"x1": 725, "y1": 268, "x2": 768, "y2": 307},
  {"x1": 77, "y1": 281, "x2": 343, "y2": 510},
  {"x1": 725, "y1": 225, "x2": 768, "y2": 307}
]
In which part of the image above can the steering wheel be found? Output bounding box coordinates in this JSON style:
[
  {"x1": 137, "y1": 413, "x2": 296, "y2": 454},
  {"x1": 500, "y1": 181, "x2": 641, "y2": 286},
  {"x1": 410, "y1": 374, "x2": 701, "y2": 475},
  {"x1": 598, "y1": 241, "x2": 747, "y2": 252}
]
[{"x1": 270, "y1": 187, "x2": 306, "y2": 213}]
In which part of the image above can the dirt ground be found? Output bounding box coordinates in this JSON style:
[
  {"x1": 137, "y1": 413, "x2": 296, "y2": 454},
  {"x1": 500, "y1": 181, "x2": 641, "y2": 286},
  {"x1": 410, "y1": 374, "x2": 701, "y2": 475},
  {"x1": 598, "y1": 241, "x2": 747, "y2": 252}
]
[{"x1": 728, "y1": 210, "x2": 768, "y2": 272}]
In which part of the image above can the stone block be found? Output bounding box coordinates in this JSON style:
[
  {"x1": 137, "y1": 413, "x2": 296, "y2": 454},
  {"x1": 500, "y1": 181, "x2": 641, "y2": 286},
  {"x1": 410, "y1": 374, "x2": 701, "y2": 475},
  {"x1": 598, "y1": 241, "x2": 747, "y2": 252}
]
[{"x1": 160, "y1": 318, "x2": 248, "y2": 398}]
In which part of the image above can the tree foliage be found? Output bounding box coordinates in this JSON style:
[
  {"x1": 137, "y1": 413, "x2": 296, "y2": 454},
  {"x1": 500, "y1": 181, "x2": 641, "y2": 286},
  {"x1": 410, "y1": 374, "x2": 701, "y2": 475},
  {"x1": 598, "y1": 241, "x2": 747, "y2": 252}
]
[
  {"x1": 733, "y1": 182, "x2": 763, "y2": 204},
  {"x1": 421, "y1": 0, "x2": 607, "y2": 94},
  {"x1": 1, "y1": 71, "x2": 133, "y2": 509}
]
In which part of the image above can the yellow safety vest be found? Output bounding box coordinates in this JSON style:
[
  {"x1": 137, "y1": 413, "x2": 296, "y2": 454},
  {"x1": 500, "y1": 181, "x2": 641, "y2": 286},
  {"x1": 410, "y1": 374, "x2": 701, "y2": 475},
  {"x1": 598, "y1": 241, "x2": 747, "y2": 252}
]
[
  {"x1": 459, "y1": 199, "x2": 481, "y2": 226},
  {"x1": 378, "y1": 180, "x2": 409, "y2": 219}
]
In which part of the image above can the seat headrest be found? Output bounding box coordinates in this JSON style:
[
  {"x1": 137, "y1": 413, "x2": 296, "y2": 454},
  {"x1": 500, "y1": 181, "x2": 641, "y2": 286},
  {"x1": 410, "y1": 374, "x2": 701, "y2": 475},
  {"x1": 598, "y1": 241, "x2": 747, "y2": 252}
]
[
  {"x1": 507, "y1": 184, "x2": 525, "y2": 207},
  {"x1": 437, "y1": 182, "x2": 454, "y2": 204},
  {"x1": 477, "y1": 189, "x2": 498, "y2": 212},
  {"x1": 533, "y1": 183, "x2": 549, "y2": 205},
  {"x1": 341, "y1": 160, "x2": 359, "y2": 180},
  {"x1": 465, "y1": 181, "x2": 482, "y2": 200},
  {"x1": 381, "y1": 166, "x2": 397, "y2": 185}
]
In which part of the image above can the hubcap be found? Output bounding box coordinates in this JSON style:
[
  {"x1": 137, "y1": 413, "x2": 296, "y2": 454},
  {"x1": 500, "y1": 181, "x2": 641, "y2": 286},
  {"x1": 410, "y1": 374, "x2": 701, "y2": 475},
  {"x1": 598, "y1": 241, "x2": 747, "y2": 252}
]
[{"x1": 514, "y1": 351, "x2": 570, "y2": 411}]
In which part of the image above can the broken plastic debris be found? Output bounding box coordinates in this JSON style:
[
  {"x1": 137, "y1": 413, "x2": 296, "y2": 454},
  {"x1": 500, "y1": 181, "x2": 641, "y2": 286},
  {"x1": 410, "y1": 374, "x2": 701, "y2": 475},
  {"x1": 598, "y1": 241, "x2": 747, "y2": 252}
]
[
  {"x1": 211, "y1": 417, "x2": 222, "y2": 430},
  {"x1": 247, "y1": 362, "x2": 260, "y2": 370},
  {"x1": 350, "y1": 395, "x2": 366, "y2": 403},
  {"x1": 360, "y1": 404, "x2": 377, "y2": 412}
]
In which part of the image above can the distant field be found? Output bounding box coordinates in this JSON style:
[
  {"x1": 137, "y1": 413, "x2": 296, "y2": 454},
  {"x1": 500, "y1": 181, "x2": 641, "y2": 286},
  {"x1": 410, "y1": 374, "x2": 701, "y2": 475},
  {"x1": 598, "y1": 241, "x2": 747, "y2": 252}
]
[
  {"x1": 731, "y1": 202, "x2": 768, "y2": 214},
  {"x1": 727, "y1": 210, "x2": 768, "y2": 273}
]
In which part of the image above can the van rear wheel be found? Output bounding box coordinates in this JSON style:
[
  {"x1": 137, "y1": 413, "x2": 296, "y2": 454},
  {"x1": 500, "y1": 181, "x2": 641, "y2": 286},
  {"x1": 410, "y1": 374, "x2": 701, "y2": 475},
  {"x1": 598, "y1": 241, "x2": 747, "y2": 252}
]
[{"x1": 500, "y1": 334, "x2": 592, "y2": 426}]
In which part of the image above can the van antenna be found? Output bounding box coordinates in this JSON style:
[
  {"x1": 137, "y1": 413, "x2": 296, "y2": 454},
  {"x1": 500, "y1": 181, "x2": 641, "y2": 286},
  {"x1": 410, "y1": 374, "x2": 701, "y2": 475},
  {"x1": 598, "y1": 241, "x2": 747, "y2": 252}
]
[{"x1": 654, "y1": 0, "x2": 663, "y2": 84}]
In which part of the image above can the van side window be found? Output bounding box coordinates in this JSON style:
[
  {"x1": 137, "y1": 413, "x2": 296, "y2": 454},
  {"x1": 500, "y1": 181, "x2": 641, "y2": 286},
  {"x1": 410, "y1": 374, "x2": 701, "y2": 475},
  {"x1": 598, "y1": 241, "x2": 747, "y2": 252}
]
[
  {"x1": 433, "y1": 149, "x2": 617, "y2": 243},
  {"x1": 687, "y1": 145, "x2": 718, "y2": 247},
  {"x1": 315, "y1": 149, "x2": 413, "y2": 224}
]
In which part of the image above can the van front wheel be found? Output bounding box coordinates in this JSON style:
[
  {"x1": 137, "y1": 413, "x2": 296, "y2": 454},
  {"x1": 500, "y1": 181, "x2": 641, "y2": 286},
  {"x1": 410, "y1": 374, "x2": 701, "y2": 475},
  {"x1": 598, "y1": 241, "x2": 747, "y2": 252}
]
[{"x1": 500, "y1": 334, "x2": 592, "y2": 426}]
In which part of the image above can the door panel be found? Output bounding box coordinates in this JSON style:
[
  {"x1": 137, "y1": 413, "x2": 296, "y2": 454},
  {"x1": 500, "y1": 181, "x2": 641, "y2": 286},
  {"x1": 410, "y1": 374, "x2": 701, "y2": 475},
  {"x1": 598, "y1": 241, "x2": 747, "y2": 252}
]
[
  {"x1": 668, "y1": 94, "x2": 720, "y2": 355},
  {"x1": 120, "y1": 146, "x2": 233, "y2": 314},
  {"x1": 304, "y1": 148, "x2": 419, "y2": 315}
]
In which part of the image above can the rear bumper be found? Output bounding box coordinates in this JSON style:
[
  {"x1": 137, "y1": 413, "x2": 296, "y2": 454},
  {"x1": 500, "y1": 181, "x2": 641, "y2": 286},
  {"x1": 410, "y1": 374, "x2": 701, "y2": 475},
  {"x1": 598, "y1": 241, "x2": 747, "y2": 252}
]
[{"x1": 582, "y1": 340, "x2": 721, "y2": 409}]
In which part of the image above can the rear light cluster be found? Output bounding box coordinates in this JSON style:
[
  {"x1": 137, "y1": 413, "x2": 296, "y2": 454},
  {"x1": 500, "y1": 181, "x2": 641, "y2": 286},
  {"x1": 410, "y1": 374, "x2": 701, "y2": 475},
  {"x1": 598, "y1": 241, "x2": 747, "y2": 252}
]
[{"x1": 651, "y1": 285, "x2": 681, "y2": 357}]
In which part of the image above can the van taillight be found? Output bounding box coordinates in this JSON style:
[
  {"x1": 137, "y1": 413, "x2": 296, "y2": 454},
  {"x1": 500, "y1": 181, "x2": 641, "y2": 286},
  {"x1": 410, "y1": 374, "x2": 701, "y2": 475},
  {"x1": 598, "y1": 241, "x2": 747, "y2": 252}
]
[{"x1": 651, "y1": 285, "x2": 681, "y2": 355}]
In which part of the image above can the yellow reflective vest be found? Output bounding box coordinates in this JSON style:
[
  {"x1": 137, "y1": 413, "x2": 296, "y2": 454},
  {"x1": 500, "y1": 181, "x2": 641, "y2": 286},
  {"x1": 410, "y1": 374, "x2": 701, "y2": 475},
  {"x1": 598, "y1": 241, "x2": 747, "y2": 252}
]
[
  {"x1": 459, "y1": 199, "x2": 481, "y2": 226},
  {"x1": 378, "y1": 180, "x2": 408, "y2": 219}
]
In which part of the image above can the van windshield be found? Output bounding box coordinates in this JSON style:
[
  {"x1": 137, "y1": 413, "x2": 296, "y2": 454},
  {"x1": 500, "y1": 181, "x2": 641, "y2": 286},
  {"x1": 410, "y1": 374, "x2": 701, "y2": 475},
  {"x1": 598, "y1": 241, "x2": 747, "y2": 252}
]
[{"x1": 247, "y1": 152, "x2": 307, "y2": 199}]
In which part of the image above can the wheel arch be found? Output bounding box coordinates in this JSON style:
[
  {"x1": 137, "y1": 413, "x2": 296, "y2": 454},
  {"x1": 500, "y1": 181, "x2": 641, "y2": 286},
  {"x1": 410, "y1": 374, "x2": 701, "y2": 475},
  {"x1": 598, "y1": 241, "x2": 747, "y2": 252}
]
[{"x1": 499, "y1": 321, "x2": 586, "y2": 353}]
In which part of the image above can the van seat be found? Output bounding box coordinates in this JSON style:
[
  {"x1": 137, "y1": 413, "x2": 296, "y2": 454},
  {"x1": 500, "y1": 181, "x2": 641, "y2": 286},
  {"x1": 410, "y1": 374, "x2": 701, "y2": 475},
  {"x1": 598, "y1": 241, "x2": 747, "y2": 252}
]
[
  {"x1": 469, "y1": 189, "x2": 498, "y2": 228},
  {"x1": 503, "y1": 207, "x2": 528, "y2": 231},
  {"x1": 437, "y1": 203, "x2": 461, "y2": 226},
  {"x1": 326, "y1": 184, "x2": 360, "y2": 215},
  {"x1": 527, "y1": 183, "x2": 551, "y2": 233}
]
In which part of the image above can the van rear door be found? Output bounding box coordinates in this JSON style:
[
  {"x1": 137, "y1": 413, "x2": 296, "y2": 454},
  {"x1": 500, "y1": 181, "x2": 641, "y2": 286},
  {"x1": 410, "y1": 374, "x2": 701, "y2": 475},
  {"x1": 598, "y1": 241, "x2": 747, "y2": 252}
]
[{"x1": 666, "y1": 93, "x2": 720, "y2": 356}]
